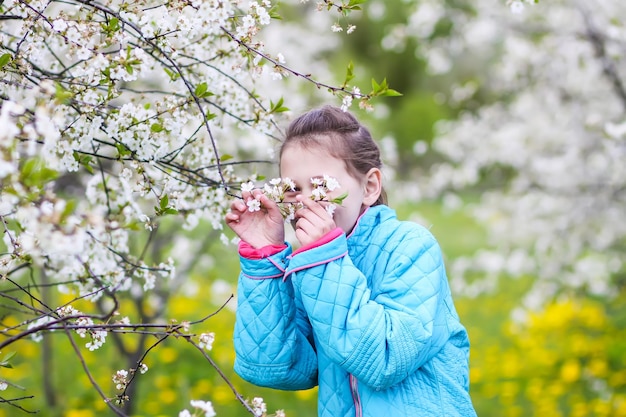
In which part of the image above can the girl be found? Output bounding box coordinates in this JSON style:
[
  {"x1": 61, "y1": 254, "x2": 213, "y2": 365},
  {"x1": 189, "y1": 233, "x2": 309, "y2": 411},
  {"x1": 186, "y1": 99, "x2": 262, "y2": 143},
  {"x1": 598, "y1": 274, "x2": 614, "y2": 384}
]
[{"x1": 225, "y1": 105, "x2": 477, "y2": 417}]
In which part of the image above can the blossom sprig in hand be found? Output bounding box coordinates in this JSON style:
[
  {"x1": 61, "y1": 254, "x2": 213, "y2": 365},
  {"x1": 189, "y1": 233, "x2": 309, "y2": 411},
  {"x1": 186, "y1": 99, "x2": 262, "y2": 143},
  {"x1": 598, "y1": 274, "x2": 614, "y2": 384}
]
[{"x1": 240, "y1": 175, "x2": 347, "y2": 221}]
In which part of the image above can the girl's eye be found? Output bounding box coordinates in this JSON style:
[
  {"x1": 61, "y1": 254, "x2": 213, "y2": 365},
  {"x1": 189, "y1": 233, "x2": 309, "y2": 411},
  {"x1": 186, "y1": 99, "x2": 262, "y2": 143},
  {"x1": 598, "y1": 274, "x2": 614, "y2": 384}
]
[{"x1": 284, "y1": 191, "x2": 299, "y2": 201}]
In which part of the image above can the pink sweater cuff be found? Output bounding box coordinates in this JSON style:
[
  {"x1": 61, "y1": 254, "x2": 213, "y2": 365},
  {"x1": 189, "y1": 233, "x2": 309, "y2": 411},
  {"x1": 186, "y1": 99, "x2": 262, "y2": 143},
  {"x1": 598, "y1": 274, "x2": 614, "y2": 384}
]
[
  {"x1": 292, "y1": 227, "x2": 344, "y2": 256},
  {"x1": 238, "y1": 241, "x2": 288, "y2": 259}
]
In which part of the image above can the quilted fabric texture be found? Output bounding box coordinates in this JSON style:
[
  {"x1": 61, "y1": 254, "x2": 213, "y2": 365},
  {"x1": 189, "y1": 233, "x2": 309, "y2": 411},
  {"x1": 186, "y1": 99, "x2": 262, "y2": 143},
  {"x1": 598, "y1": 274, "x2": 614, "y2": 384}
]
[{"x1": 234, "y1": 205, "x2": 477, "y2": 417}]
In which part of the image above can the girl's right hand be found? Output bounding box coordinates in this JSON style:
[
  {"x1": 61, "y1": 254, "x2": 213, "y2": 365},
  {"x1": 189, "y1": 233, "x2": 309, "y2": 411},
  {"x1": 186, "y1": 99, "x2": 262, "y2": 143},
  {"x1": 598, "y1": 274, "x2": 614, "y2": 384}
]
[{"x1": 225, "y1": 189, "x2": 285, "y2": 248}]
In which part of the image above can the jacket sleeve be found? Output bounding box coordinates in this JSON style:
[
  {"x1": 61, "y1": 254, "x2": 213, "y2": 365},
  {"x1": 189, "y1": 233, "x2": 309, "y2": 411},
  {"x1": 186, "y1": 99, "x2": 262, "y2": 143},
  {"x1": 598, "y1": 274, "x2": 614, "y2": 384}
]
[
  {"x1": 233, "y1": 245, "x2": 318, "y2": 390},
  {"x1": 285, "y1": 229, "x2": 451, "y2": 390}
]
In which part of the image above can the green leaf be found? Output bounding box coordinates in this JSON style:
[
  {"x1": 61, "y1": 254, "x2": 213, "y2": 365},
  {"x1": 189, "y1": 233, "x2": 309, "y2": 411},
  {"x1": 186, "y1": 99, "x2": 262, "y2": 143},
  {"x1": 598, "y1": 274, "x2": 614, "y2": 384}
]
[
  {"x1": 102, "y1": 17, "x2": 120, "y2": 34},
  {"x1": 150, "y1": 123, "x2": 164, "y2": 133},
  {"x1": 220, "y1": 154, "x2": 233, "y2": 162},
  {"x1": 20, "y1": 158, "x2": 59, "y2": 188},
  {"x1": 109, "y1": 17, "x2": 120, "y2": 32},
  {"x1": 116, "y1": 143, "x2": 132, "y2": 158},
  {"x1": 55, "y1": 83, "x2": 73, "y2": 105},
  {"x1": 343, "y1": 61, "x2": 355, "y2": 88},
  {"x1": 164, "y1": 67, "x2": 179, "y2": 81},
  {"x1": 125, "y1": 221, "x2": 142, "y2": 231},
  {"x1": 371, "y1": 78, "x2": 381, "y2": 93},
  {"x1": 195, "y1": 82, "x2": 208, "y2": 97},
  {"x1": 330, "y1": 191, "x2": 349, "y2": 205},
  {"x1": 269, "y1": 10, "x2": 282, "y2": 19},
  {"x1": 73, "y1": 151, "x2": 94, "y2": 174},
  {"x1": 381, "y1": 88, "x2": 402, "y2": 97},
  {"x1": 0, "y1": 53, "x2": 11, "y2": 70},
  {"x1": 160, "y1": 195, "x2": 169, "y2": 210},
  {"x1": 269, "y1": 97, "x2": 289, "y2": 114},
  {"x1": 205, "y1": 112, "x2": 217, "y2": 121},
  {"x1": 1, "y1": 352, "x2": 16, "y2": 363},
  {"x1": 60, "y1": 199, "x2": 78, "y2": 221}
]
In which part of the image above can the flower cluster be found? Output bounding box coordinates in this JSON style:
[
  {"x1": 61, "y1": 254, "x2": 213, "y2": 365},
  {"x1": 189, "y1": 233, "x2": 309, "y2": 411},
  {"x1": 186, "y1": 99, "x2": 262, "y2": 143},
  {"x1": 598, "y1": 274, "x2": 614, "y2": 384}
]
[
  {"x1": 58, "y1": 305, "x2": 108, "y2": 351},
  {"x1": 392, "y1": 0, "x2": 626, "y2": 309},
  {"x1": 251, "y1": 397, "x2": 267, "y2": 417},
  {"x1": 198, "y1": 332, "x2": 216, "y2": 351},
  {"x1": 112, "y1": 362, "x2": 148, "y2": 393},
  {"x1": 241, "y1": 175, "x2": 347, "y2": 221},
  {"x1": 113, "y1": 369, "x2": 129, "y2": 391},
  {"x1": 179, "y1": 399, "x2": 216, "y2": 417},
  {"x1": 0, "y1": 0, "x2": 375, "y2": 413}
]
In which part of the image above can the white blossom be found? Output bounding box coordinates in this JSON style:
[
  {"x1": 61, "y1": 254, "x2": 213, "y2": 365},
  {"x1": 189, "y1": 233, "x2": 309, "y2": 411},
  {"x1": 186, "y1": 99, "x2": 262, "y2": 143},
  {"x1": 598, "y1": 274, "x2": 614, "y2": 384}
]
[
  {"x1": 246, "y1": 198, "x2": 262, "y2": 212},
  {"x1": 198, "y1": 332, "x2": 215, "y2": 351},
  {"x1": 190, "y1": 400, "x2": 216, "y2": 417}
]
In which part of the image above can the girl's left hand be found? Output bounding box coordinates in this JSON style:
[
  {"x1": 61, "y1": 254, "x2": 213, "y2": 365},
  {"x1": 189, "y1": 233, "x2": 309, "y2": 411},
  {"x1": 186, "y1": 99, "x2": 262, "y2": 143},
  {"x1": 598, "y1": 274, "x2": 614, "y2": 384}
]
[{"x1": 293, "y1": 195, "x2": 336, "y2": 246}]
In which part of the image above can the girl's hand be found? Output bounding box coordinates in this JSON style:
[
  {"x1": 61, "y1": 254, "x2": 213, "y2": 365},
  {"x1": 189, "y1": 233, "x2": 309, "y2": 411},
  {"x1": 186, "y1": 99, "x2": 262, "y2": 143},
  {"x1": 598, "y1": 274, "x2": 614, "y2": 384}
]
[
  {"x1": 293, "y1": 195, "x2": 336, "y2": 246},
  {"x1": 225, "y1": 189, "x2": 285, "y2": 248}
]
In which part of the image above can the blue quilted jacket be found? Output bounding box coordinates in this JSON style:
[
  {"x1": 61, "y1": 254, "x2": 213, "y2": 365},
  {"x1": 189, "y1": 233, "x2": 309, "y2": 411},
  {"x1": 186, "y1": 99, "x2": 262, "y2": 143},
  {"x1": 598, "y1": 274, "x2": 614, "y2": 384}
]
[{"x1": 234, "y1": 205, "x2": 477, "y2": 417}]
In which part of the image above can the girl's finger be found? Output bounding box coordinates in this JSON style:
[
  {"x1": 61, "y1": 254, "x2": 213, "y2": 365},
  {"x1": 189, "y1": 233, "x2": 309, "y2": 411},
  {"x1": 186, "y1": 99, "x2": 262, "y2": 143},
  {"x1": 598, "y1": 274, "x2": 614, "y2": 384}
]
[
  {"x1": 258, "y1": 193, "x2": 284, "y2": 219},
  {"x1": 225, "y1": 211, "x2": 239, "y2": 221},
  {"x1": 295, "y1": 216, "x2": 314, "y2": 234},
  {"x1": 297, "y1": 195, "x2": 330, "y2": 219}
]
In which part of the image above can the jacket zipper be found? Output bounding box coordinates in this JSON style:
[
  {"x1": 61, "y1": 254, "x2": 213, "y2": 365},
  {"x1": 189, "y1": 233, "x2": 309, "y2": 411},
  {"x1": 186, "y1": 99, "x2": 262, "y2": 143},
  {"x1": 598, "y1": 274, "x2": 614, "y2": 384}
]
[{"x1": 349, "y1": 374, "x2": 363, "y2": 417}]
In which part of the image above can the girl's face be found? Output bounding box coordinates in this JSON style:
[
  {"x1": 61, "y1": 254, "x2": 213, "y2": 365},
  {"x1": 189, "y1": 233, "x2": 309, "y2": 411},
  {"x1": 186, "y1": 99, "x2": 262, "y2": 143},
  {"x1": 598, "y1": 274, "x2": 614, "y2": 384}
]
[{"x1": 280, "y1": 143, "x2": 371, "y2": 235}]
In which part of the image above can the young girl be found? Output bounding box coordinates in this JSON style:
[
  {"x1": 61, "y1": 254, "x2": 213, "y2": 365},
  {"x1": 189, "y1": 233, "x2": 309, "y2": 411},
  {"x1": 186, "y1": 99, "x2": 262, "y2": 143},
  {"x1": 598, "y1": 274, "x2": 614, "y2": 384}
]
[{"x1": 225, "y1": 105, "x2": 477, "y2": 417}]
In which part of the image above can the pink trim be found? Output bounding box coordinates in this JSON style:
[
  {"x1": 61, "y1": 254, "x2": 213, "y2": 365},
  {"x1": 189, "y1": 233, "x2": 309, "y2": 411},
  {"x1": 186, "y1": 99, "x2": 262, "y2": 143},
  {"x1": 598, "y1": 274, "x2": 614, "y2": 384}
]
[
  {"x1": 267, "y1": 257, "x2": 286, "y2": 272},
  {"x1": 350, "y1": 374, "x2": 362, "y2": 417},
  {"x1": 239, "y1": 241, "x2": 287, "y2": 259},
  {"x1": 347, "y1": 207, "x2": 370, "y2": 239},
  {"x1": 292, "y1": 227, "x2": 344, "y2": 256},
  {"x1": 282, "y1": 252, "x2": 347, "y2": 282},
  {"x1": 242, "y1": 272, "x2": 285, "y2": 280}
]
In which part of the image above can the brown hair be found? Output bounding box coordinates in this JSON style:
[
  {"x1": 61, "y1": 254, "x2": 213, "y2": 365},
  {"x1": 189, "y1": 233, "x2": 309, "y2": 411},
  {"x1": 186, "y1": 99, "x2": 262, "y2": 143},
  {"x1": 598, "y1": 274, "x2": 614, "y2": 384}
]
[{"x1": 279, "y1": 105, "x2": 387, "y2": 206}]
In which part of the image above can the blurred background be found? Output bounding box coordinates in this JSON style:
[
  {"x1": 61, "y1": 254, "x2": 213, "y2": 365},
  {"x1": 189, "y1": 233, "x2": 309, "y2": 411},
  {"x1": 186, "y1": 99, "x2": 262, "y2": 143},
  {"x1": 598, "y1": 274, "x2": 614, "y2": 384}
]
[{"x1": 2, "y1": 0, "x2": 625, "y2": 416}]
